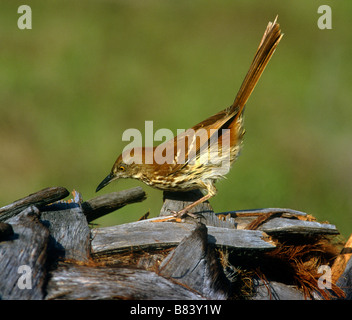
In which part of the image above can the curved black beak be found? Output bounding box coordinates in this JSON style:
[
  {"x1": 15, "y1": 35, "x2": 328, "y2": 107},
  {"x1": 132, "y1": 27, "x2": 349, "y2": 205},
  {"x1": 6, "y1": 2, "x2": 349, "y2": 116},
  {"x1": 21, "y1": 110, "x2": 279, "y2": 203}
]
[{"x1": 96, "y1": 173, "x2": 115, "y2": 192}]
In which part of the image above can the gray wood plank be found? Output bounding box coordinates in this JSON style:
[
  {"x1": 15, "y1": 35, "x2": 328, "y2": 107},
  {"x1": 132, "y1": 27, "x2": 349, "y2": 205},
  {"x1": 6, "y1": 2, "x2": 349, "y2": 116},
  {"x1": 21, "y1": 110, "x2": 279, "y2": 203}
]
[
  {"x1": 82, "y1": 187, "x2": 146, "y2": 222},
  {"x1": 41, "y1": 203, "x2": 91, "y2": 262},
  {"x1": 46, "y1": 262, "x2": 205, "y2": 300},
  {"x1": 159, "y1": 223, "x2": 231, "y2": 299},
  {"x1": 219, "y1": 208, "x2": 308, "y2": 217},
  {"x1": 0, "y1": 206, "x2": 49, "y2": 300},
  {"x1": 0, "y1": 187, "x2": 69, "y2": 222},
  {"x1": 258, "y1": 217, "x2": 339, "y2": 236},
  {"x1": 91, "y1": 217, "x2": 275, "y2": 255},
  {"x1": 216, "y1": 208, "x2": 308, "y2": 230},
  {"x1": 251, "y1": 279, "x2": 306, "y2": 300}
]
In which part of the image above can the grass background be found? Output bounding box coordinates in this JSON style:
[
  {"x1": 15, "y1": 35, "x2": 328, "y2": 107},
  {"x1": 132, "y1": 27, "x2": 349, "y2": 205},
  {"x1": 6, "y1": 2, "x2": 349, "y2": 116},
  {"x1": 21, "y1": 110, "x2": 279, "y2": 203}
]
[{"x1": 1, "y1": 0, "x2": 351, "y2": 237}]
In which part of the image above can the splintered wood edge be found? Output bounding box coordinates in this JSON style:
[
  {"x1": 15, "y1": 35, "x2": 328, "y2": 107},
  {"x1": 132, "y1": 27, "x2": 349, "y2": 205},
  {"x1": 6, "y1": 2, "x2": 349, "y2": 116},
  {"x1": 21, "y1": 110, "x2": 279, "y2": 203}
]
[
  {"x1": 82, "y1": 187, "x2": 147, "y2": 222},
  {"x1": 258, "y1": 218, "x2": 339, "y2": 236},
  {"x1": 0, "y1": 187, "x2": 70, "y2": 222},
  {"x1": 90, "y1": 217, "x2": 275, "y2": 256},
  {"x1": 217, "y1": 208, "x2": 308, "y2": 218}
]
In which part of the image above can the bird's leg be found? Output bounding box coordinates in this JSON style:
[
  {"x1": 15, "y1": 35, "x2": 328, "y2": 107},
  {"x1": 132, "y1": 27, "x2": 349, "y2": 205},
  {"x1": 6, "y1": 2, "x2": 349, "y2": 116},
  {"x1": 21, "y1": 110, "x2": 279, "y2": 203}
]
[
  {"x1": 173, "y1": 183, "x2": 217, "y2": 219},
  {"x1": 172, "y1": 193, "x2": 213, "y2": 219}
]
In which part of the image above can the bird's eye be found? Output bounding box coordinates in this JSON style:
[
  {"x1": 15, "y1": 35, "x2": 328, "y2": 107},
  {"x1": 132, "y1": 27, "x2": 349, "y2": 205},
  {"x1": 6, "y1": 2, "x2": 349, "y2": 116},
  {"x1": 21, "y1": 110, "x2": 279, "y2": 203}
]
[{"x1": 119, "y1": 165, "x2": 125, "y2": 171}]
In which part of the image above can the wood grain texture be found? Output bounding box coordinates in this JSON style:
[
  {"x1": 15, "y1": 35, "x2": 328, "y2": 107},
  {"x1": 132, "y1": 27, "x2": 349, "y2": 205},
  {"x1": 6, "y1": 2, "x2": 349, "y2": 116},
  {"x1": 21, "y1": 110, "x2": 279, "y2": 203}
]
[
  {"x1": 0, "y1": 206, "x2": 49, "y2": 300},
  {"x1": 251, "y1": 279, "x2": 306, "y2": 300},
  {"x1": 82, "y1": 187, "x2": 146, "y2": 222},
  {"x1": 41, "y1": 203, "x2": 91, "y2": 262},
  {"x1": 91, "y1": 217, "x2": 275, "y2": 256},
  {"x1": 217, "y1": 208, "x2": 307, "y2": 230},
  {"x1": 258, "y1": 218, "x2": 339, "y2": 236},
  {"x1": 0, "y1": 187, "x2": 69, "y2": 222},
  {"x1": 159, "y1": 223, "x2": 231, "y2": 299},
  {"x1": 45, "y1": 262, "x2": 205, "y2": 300}
]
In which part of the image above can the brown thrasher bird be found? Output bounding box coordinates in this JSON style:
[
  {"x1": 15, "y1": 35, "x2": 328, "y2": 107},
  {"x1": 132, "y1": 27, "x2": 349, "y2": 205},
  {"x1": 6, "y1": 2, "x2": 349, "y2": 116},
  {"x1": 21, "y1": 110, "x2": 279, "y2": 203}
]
[{"x1": 96, "y1": 18, "x2": 283, "y2": 218}]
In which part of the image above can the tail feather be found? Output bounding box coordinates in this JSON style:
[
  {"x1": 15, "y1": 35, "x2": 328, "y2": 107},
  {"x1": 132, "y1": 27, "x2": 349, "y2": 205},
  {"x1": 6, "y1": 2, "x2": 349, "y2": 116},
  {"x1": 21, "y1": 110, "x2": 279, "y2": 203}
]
[{"x1": 229, "y1": 17, "x2": 283, "y2": 115}]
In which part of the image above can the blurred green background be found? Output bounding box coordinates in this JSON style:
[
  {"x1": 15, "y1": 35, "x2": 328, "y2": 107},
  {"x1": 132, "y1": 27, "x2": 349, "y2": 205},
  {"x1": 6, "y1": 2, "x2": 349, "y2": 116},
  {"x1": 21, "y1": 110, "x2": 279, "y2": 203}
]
[{"x1": 1, "y1": 0, "x2": 351, "y2": 237}]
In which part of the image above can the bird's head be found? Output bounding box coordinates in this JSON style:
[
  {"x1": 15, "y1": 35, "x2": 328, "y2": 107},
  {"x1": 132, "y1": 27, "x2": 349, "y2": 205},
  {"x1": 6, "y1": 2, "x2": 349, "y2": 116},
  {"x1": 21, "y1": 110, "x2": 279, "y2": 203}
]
[{"x1": 96, "y1": 147, "x2": 147, "y2": 192}]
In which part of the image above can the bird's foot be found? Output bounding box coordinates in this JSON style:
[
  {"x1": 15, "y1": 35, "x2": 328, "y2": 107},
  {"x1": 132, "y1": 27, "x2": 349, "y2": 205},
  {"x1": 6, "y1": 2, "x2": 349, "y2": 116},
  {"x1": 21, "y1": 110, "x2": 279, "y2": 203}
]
[
  {"x1": 152, "y1": 209, "x2": 202, "y2": 223},
  {"x1": 171, "y1": 209, "x2": 201, "y2": 220}
]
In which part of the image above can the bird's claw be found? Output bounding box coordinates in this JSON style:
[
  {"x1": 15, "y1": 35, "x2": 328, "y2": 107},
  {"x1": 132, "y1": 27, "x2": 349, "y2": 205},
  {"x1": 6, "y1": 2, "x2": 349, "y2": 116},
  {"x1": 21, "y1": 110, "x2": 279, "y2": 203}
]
[
  {"x1": 152, "y1": 209, "x2": 203, "y2": 223},
  {"x1": 170, "y1": 209, "x2": 202, "y2": 220}
]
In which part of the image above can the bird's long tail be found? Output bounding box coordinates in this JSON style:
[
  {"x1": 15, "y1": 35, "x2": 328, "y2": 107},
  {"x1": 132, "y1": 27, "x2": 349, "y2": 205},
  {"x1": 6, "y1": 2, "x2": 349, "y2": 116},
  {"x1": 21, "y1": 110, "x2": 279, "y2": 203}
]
[{"x1": 229, "y1": 17, "x2": 283, "y2": 115}]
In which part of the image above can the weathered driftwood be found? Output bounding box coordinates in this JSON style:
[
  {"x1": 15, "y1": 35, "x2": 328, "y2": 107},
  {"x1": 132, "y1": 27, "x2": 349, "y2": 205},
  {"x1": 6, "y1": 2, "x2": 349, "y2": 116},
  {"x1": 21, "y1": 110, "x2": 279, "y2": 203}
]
[
  {"x1": 0, "y1": 187, "x2": 69, "y2": 222},
  {"x1": 82, "y1": 187, "x2": 146, "y2": 222},
  {"x1": 216, "y1": 209, "x2": 338, "y2": 236},
  {"x1": 217, "y1": 208, "x2": 307, "y2": 229},
  {"x1": 90, "y1": 217, "x2": 275, "y2": 256},
  {"x1": 0, "y1": 186, "x2": 351, "y2": 300},
  {"x1": 220, "y1": 207, "x2": 308, "y2": 218},
  {"x1": 45, "y1": 262, "x2": 205, "y2": 300},
  {"x1": 0, "y1": 206, "x2": 49, "y2": 300},
  {"x1": 258, "y1": 218, "x2": 338, "y2": 236},
  {"x1": 41, "y1": 203, "x2": 91, "y2": 262},
  {"x1": 159, "y1": 223, "x2": 231, "y2": 299},
  {"x1": 251, "y1": 279, "x2": 306, "y2": 300}
]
